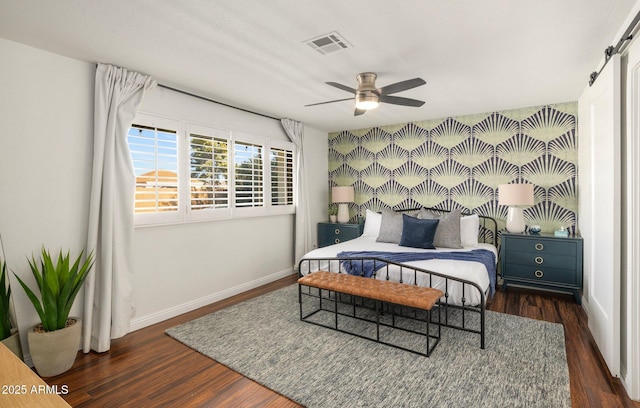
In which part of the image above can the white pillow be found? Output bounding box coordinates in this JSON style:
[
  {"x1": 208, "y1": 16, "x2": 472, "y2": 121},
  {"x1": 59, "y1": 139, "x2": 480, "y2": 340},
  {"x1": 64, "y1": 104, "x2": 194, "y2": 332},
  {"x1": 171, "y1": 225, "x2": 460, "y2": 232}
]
[
  {"x1": 362, "y1": 209, "x2": 382, "y2": 237},
  {"x1": 460, "y1": 214, "x2": 479, "y2": 247}
]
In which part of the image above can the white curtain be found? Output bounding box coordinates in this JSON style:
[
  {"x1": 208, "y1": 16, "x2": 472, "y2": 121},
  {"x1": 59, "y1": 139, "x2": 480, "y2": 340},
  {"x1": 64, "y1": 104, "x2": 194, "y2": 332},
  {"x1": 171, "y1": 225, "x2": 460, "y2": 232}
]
[
  {"x1": 84, "y1": 64, "x2": 156, "y2": 353},
  {"x1": 281, "y1": 119, "x2": 312, "y2": 266}
]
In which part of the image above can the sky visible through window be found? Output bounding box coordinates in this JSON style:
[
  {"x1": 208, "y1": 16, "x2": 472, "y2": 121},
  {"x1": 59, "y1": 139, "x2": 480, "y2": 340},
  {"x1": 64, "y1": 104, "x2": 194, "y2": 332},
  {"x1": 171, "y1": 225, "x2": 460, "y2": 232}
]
[{"x1": 128, "y1": 125, "x2": 178, "y2": 177}]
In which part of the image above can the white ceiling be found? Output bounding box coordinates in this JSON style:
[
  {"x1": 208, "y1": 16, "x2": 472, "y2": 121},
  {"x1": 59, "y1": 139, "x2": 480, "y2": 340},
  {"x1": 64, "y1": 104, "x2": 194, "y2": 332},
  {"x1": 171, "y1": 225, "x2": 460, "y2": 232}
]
[{"x1": 0, "y1": 0, "x2": 635, "y2": 132}]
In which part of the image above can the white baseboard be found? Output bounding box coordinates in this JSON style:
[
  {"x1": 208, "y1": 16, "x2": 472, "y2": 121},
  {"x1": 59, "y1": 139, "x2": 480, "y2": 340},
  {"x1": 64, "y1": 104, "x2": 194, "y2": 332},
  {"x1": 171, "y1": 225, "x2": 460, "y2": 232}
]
[{"x1": 129, "y1": 268, "x2": 294, "y2": 332}]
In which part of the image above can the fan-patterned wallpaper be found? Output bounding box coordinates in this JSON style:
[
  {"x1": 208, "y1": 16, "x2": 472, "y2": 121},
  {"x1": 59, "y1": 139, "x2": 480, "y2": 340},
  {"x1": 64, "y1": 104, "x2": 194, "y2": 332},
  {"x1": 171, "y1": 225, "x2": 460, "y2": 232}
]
[{"x1": 328, "y1": 102, "x2": 578, "y2": 234}]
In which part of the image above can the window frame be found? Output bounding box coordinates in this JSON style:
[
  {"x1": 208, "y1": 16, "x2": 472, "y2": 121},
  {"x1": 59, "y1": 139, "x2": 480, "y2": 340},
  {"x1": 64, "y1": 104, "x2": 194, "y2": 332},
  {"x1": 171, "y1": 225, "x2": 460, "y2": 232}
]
[
  {"x1": 130, "y1": 114, "x2": 182, "y2": 226},
  {"x1": 186, "y1": 123, "x2": 232, "y2": 222},
  {"x1": 232, "y1": 132, "x2": 267, "y2": 218},
  {"x1": 267, "y1": 139, "x2": 296, "y2": 215}
]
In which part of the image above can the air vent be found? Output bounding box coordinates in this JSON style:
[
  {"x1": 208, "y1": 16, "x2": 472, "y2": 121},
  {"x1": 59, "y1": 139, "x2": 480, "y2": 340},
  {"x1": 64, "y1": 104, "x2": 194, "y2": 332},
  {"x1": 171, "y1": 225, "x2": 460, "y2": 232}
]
[{"x1": 304, "y1": 31, "x2": 352, "y2": 55}]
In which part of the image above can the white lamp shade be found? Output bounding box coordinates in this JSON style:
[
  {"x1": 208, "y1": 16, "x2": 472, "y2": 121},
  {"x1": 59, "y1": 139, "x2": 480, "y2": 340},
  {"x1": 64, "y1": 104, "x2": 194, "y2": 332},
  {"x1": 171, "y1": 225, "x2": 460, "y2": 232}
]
[
  {"x1": 332, "y1": 186, "x2": 354, "y2": 203},
  {"x1": 498, "y1": 184, "x2": 534, "y2": 206},
  {"x1": 498, "y1": 183, "x2": 534, "y2": 233}
]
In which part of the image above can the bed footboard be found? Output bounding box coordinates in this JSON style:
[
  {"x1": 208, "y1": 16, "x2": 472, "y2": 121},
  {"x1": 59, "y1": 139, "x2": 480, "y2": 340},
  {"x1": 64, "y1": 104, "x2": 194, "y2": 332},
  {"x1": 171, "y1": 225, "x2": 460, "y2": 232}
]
[{"x1": 298, "y1": 257, "x2": 486, "y2": 349}]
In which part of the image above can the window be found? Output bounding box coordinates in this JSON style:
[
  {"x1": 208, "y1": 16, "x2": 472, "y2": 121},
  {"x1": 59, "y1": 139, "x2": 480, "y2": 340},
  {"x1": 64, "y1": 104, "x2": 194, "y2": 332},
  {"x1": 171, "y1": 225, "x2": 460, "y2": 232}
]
[
  {"x1": 128, "y1": 114, "x2": 295, "y2": 225},
  {"x1": 234, "y1": 141, "x2": 263, "y2": 208},
  {"x1": 128, "y1": 123, "x2": 179, "y2": 215},
  {"x1": 189, "y1": 131, "x2": 229, "y2": 211},
  {"x1": 270, "y1": 145, "x2": 294, "y2": 206}
]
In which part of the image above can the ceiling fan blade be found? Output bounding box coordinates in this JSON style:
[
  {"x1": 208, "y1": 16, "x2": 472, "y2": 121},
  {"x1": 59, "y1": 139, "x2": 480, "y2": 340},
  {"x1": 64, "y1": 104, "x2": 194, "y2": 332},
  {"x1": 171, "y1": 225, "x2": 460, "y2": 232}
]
[
  {"x1": 379, "y1": 94, "x2": 425, "y2": 107},
  {"x1": 305, "y1": 97, "x2": 354, "y2": 107},
  {"x1": 378, "y1": 78, "x2": 426, "y2": 95},
  {"x1": 326, "y1": 82, "x2": 357, "y2": 94},
  {"x1": 354, "y1": 108, "x2": 366, "y2": 116}
]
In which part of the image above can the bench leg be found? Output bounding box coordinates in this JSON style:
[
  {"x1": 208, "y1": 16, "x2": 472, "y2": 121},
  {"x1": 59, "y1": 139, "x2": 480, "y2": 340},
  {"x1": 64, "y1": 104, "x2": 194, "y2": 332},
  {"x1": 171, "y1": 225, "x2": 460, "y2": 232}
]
[
  {"x1": 334, "y1": 290, "x2": 339, "y2": 329},
  {"x1": 376, "y1": 300, "x2": 380, "y2": 342},
  {"x1": 425, "y1": 306, "x2": 443, "y2": 357},
  {"x1": 480, "y1": 303, "x2": 485, "y2": 349},
  {"x1": 427, "y1": 310, "x2": 432, "y2": 357},
  {"x1": 298, "y1": 284, "x2": 302, "y2": 319},
  {"x1": 438, "y1": 303, "x2": 442, "y2": 340}
]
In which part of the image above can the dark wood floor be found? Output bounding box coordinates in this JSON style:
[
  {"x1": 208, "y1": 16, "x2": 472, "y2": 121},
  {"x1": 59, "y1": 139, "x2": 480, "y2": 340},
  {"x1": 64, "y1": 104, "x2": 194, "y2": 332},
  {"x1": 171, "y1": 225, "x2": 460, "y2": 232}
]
[{"x1": 45, "y1": 275, "x2": 639, "y2": 408}]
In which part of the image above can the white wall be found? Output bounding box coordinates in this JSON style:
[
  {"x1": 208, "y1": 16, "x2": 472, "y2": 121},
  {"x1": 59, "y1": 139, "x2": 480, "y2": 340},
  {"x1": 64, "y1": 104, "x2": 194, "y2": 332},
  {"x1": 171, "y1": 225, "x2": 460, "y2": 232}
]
[
  {"x1": 0, "y1": 38, "x2": 94, "y2": 353},
  {"x1": 0, "y1": 38, "x2": 330, "y2": 353},
  {"x1": 129, "y1": 87, "x2": 329, "y2": 328}
]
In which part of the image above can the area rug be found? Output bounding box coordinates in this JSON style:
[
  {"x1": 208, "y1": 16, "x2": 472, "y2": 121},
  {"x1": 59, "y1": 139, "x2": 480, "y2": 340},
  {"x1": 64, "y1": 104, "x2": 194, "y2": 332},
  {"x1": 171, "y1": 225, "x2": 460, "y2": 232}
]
[{"x1": 166, "y1": 285, "x2": 570, "y2": 407}]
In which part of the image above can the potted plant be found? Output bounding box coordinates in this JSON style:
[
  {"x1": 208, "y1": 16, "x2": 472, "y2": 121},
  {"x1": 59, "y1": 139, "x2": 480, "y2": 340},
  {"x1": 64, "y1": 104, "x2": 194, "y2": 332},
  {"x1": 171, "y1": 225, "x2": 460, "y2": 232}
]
[
  {"x1": 329, "y1": 205, "x2": 338, "y2": 223},
  {"x1": 14, "y1": 247, "x2": 94, "y2": 377},
  {"x1": 1, "y1": 258, "x2": 22, "y2": 359}
]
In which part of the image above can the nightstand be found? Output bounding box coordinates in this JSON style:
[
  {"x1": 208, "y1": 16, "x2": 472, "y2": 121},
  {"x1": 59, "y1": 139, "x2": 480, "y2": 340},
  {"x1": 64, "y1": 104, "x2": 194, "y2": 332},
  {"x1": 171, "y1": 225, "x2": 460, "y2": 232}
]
[
  {"x1": 500, "y1": 232, "x2": 583, "y2": 303},
  {"x1": 317, "y1": 222, "x2": 364, "y2": 248}
]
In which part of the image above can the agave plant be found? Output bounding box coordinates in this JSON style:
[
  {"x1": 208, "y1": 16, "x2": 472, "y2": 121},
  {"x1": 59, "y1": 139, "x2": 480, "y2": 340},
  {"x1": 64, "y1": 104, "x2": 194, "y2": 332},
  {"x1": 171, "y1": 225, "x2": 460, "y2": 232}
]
[
  {"x1": 14, "y1": 248, "x2": 94, "y2": 332},
  {"x1": 0, "y1": 258, "x2": 12, "y2": 341}
]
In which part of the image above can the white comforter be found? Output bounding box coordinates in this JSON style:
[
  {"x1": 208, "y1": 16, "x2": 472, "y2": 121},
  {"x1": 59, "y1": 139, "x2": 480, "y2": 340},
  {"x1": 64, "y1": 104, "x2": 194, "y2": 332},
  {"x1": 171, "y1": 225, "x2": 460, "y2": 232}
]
[{"x1": 299, "y1": 235, "x2": 497, "y2": 306}]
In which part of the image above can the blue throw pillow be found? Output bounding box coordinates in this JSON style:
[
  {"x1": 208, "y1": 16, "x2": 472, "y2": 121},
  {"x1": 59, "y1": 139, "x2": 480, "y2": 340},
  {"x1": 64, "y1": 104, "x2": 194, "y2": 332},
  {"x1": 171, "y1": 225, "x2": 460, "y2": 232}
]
[{"x1": 399, "y1": 214, "x2": 439, "y2": 249}]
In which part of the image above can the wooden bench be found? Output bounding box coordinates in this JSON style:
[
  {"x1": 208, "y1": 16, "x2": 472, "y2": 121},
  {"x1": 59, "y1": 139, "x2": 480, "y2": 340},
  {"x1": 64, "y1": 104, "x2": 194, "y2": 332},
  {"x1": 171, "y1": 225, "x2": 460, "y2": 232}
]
[{"x1": 297, "y1": 271, "x2": 444, "y2": 357}]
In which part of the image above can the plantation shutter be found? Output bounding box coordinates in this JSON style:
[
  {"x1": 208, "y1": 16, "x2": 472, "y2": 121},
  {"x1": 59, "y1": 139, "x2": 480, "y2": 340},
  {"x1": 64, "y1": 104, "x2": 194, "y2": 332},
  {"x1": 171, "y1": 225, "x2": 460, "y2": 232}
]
[
  {"x1": 270, "y1": 146, "x2": 294, "y2": 206},
  {"x1": 189, "y1": 133, "x2": 229, "y2": 210},
  {"x1": 128, "y1": 124, "x2": 179, "y2": 213},
  {"x1": 234, "y1": 141, "x2": 264, "y2": 208}
]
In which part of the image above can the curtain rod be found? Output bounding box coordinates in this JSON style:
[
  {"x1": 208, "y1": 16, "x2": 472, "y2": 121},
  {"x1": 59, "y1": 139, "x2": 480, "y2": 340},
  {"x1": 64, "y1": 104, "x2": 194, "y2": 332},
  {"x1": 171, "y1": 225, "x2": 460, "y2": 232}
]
[
  {"x1": 157, "y1": 84, "x2": 281, "y2": 121},
  {"x1": 589, "y1": 9, "x2": 640, "y2": 86}
]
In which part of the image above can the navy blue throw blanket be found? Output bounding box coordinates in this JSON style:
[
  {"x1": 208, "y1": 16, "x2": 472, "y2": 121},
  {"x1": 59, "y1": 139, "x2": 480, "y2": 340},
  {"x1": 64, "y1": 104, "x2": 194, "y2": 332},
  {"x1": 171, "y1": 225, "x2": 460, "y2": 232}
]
[{"x1": 337, "y1": 249, "x2": 496, "y2": 295}]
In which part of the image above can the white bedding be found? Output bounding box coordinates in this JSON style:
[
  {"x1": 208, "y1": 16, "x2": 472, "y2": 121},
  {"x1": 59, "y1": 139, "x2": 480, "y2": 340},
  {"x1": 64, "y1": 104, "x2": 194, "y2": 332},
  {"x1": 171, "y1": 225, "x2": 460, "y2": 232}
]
[{"x1": 299, "y1": 235, "x2": 497, "y2": 306}]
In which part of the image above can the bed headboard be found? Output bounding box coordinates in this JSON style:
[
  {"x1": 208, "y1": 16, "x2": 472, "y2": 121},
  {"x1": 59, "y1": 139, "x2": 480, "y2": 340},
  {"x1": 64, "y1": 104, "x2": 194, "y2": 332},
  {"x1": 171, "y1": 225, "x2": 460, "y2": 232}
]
[{"x1": 395, "y1": 207, "x2": 498, "y2": 247}]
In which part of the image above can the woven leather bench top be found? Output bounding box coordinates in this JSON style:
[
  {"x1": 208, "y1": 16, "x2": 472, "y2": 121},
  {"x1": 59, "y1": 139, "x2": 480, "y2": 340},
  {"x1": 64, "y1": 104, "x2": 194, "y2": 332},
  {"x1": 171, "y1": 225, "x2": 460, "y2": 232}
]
[{"x1": 298, "y1": 271, "x2": 443, "y2": 311}]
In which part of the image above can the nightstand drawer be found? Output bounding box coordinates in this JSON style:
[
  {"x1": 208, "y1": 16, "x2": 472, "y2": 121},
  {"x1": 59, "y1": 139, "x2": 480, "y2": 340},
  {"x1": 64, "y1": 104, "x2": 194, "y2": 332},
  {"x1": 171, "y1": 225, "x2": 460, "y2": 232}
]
[
  {"x1": 506, "y1": 251, "x2": 577, "y2": 270},
  {"x1": 328, "y1": 226, "x2": 359, "y2": 241},
  {"x1": 505, "y1": 237, "x2": 577, "y2": 257},
  {"x1": 317, "y1": 223, "x2": 364, "y2": 248},
  {"x1": 504, "y1": 263, "x2": 578, "y2": 285}
]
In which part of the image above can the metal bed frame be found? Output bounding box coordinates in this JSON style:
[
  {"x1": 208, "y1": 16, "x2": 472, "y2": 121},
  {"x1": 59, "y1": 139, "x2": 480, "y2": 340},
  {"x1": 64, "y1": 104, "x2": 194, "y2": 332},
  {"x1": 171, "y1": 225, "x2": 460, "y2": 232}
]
[{"x1": 297, "y1": 207, "x2": 498, "y2": 350}]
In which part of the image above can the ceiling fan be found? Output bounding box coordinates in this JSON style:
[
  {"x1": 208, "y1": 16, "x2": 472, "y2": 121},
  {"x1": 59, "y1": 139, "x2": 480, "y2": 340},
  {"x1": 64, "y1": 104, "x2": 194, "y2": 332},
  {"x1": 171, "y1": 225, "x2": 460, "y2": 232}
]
[{"x1": 305, "y1": 72, "x2": 426, "y2": 116}]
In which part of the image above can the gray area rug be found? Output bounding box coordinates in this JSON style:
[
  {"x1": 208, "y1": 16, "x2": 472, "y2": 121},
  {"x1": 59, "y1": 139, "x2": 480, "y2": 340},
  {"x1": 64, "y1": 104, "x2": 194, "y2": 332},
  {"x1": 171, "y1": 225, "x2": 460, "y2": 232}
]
[{"x1": 166, "y1": 285, "x2": 570, "y2": 407}]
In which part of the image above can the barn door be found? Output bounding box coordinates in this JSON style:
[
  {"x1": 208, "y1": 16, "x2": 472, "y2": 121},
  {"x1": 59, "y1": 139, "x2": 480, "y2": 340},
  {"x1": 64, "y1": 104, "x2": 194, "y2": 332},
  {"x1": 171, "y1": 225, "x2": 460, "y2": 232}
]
[
  {"x1": 578, "y1": 54, "x2": 621, "y2": 377},
  {"x1": 624, "y1": 36, "x2": 640, "y2": 399}
]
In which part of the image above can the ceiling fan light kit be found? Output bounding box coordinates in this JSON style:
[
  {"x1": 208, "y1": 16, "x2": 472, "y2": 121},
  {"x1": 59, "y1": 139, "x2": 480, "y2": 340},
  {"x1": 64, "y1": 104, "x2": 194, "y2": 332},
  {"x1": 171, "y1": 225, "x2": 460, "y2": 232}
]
[
  {"x1": 354, "y1": 73, "x2": 379, "y2": 110},
  {"x1": 306, "y1": 72, "x2": 426, "y2": 116},
  {"x1": 355, "y1": 93, "x2": 379, "y2": 110}
]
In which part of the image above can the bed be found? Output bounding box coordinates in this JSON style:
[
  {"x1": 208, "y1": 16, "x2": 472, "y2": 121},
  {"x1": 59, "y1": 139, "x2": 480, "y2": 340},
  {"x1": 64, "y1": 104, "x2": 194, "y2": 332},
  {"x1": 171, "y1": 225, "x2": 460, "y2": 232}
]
[{"x1": 298, "y1": 207, "x2": 498, "y2": 348}]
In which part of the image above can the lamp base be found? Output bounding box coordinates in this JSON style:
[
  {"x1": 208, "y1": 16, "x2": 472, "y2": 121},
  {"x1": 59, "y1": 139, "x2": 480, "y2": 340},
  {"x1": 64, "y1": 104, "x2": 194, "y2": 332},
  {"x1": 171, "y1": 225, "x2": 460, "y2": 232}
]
[
  {"x1": 337, "y1": 203, "x2": 350, "y2": 223},
  {"x1": 506, "y1": 207, "x2": 526, "y2": 233}
]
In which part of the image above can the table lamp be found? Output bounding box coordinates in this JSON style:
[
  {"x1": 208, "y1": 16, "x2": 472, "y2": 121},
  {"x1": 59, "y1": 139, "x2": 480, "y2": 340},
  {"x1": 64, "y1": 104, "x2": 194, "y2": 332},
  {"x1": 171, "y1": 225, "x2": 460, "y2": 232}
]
[
  {"x1": 498, "y1": 183, "x2": 534, "y2": 233},
  {"x1": 332, "y1": 186, "x2": 354, "y2": 223}
]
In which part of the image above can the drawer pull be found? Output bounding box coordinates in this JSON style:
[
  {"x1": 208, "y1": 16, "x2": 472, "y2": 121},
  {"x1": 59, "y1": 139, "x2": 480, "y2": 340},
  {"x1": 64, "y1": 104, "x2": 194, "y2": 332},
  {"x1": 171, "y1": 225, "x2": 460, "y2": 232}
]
[
  {"x1": 535, "y1": 256, "x2": 544, "y2": 264},
  {"x1": 335, "y1": 229, "x2": 340, "y2": 235},
  {"x1": 534, "y1": 270, "x2": 544, "y2": 278},
  {"x1": 535, "y1": 243, "x2": 544, "y2": 251},
  {"x1": 335, "y1": 238, "x2": 341, "y2": 244}
]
